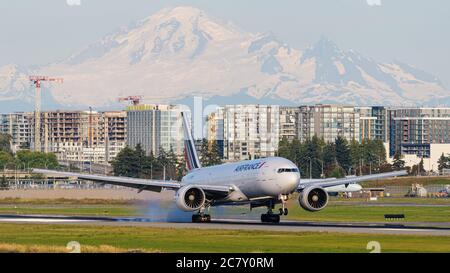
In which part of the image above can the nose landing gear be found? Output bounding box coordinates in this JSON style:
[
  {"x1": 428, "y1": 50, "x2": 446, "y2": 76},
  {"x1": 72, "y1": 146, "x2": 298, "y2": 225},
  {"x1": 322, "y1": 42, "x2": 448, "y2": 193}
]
[
  {"x1": 279, "y1": 194, "x2": 289, "y2": 216},
  {"x1": 279, "y1": 208, "x2": 288, "y2": 216}
]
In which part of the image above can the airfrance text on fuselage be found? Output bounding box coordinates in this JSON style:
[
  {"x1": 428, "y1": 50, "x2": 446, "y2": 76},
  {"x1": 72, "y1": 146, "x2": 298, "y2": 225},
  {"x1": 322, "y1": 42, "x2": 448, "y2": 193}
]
[{"x1": 234, "y1": 162, "x2": 266, "y2": 172}]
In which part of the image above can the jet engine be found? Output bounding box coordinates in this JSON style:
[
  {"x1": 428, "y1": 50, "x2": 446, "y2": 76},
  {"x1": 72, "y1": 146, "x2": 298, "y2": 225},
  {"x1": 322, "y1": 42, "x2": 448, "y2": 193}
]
[
  {"x1": 175, "y1": 186, "x2": 206, "y2": 211},
  {"x1": 298, "y1": 186, "x2": 329, "y2": 212}
]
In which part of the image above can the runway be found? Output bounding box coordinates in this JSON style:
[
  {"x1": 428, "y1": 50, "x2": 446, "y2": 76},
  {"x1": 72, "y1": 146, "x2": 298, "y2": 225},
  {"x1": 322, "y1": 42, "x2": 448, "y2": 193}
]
[{"x1": 1, "y1": 214, "x2": 450, "y2": 236}]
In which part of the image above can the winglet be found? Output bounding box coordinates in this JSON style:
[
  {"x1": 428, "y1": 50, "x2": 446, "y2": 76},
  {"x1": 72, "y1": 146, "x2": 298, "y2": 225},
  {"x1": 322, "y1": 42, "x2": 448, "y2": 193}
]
[{"x1": 181, "y1": 112, "x2": 202, "y2": 171}]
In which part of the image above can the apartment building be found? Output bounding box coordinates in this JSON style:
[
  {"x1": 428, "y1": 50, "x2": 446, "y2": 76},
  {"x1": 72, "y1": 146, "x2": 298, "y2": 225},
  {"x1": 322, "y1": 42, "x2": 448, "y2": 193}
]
[
  {"x1": 212, "y1": 105, "x2": 279, "y2": 161},
  {"x1": 298, "y1": 105, "x2": 359, "y2": 143},
  {"x1": 279, "y1": 106, "x2": 300, "y2": 142},
  {"x1": 356, "y1": 106, "x2": 389, "y2": 143},
  {"x1": 126, "y1": 104, "x2": 184, "y2": 156},
  {"x1": 0, "y1": 112, "x2": 33, "y2": 152}
]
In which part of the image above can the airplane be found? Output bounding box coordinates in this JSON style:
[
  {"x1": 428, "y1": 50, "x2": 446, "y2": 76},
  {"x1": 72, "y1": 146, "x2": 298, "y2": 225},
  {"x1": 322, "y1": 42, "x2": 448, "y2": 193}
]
[{"x1": 33, "y1": 112, "x2": 407, "y2": 223}]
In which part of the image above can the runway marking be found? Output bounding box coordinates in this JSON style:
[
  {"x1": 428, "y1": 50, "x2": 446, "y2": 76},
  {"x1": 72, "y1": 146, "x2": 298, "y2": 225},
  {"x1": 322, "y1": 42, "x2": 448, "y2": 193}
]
[
  {"x1": 0, "y1": 218, "x2": 94, "y2": 223},
  {"x1": 377, "y1": 228, "x2": 433, "y2": 232}
]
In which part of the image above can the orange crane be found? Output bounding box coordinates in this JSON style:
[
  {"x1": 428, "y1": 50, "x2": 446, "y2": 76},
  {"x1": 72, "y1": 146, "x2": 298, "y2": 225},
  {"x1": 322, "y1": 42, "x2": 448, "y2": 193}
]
[
  {"x1": 118, "y1": 95, "x2": 143, "y2": 106},
  {"x1": 29, "y1": 76, "x2": 64, "y2": 152}
]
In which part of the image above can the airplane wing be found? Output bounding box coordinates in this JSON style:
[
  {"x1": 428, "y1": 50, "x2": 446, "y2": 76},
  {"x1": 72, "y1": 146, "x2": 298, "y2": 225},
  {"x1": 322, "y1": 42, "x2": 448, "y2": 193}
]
[
  {"x1": 32, "y1": 169, "x2": 231, "y2": 195},
  {"x1": 300, "y1": 178, "x2": 337, "y2": 183},
  {"x1": 297, "y1": 170, "x2": 408, "y2": 190}
]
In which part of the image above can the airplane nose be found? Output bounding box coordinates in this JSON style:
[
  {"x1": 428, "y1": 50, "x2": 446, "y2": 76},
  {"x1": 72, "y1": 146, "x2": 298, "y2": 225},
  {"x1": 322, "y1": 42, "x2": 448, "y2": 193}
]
[{"x1": 282, "y1": 173, "x2": 300, "y2": 193}]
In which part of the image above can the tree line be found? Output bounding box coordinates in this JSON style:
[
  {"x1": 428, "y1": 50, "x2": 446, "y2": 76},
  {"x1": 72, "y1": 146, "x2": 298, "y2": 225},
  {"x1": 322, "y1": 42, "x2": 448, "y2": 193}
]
[
  {"x1": 278, "y1": 136, "x2": 404, "y2": 179},
  {"x1": 1, "y1": 133, "x2": 59, "y2": 190},
  {"x1": 112, "y1": 139, "x2": 222, "y2": 180},
  {"x1": 0, "y1": 133, "x2": 58, "y2": 171}
]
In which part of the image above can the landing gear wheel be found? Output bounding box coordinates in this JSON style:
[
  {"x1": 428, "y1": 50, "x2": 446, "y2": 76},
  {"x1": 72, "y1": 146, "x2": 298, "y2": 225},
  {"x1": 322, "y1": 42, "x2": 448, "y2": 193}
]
[
  {"x1": 284, "y1": 208, "x2": 288, "y2": 216},
  {"x1": 192, "y1": 214, "x2": 211, "y2": 223},
  {"x1": 261, "y1": 214, "x2": 280, "y2": 223}
]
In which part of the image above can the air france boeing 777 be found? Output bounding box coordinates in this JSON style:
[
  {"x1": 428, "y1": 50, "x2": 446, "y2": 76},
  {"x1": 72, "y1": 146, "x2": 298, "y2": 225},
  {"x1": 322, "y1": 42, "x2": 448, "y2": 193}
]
[{"x1": 34, "y1": 112, "x2": 407, "y2": 223}]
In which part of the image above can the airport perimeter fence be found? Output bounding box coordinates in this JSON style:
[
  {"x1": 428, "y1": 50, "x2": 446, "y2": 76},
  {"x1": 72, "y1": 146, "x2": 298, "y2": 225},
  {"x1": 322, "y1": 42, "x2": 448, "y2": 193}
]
[
  {"x1": 384, "y1": 185, "x2": 449, "y2": 197},
  {"x1": 0, "y1": 179, "x2": 122, "y2": 190}
]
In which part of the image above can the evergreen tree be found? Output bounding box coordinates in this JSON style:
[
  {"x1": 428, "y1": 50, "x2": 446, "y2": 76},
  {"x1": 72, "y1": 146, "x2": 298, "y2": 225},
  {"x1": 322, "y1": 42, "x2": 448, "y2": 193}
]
[
  {"x1": 0, "y1": 151, "x2": 13, "y2": 170},
  {"x1": 111, "y1": 146, "x2": 140, "y2": 177},
  {"x1": 392, "y1": 151, "x2": 405, "y2": 170},
  {"x1": 322, "y1": 142, "x2": 336, "y2": 177},
  {"x1": 278, "y1": 137, "x2": 293, "y2": 161},
  {"x1": 349, "y1": 139, "x2": 361, "y2": 175},
  {"x1": 335, "y1": 136, "x2": 351, "y2": 174},
  {"x1": 0, "y1": 174, "x2": 9, "y2": 190},
  {"x1": 208, "y1": 141, "x2": 222, "y2": 166},
  {"x1": 298, "y1": 136, "x2": 322, "y2": 178},
  {"x1": 290, "y1": 139, "x2": 302, "y2": 168},
  {"x1": 0, "y1": 133, "x2": 12, "y2": 154},
  {"x1": 166, "y1": 148, "x2": 180, "y2": 180},
  {"x1": 418, "y1": 158, "x2": 425, "y2": 175},
  {"x1": 438, "y1": 153, "x2": 449, "y2": 174},
  {"x1": 199, "y1": 139, "x2": 222, "y2": 167},
  {"x1": 0, "y1": 175, "x2": 8, "y2": 190},
  {"x1": 329, "y1": 165, "x2": 345, "y2": 178},
  {"x1": 157, "y1": 148, "x2": 169, "y2": 179}
]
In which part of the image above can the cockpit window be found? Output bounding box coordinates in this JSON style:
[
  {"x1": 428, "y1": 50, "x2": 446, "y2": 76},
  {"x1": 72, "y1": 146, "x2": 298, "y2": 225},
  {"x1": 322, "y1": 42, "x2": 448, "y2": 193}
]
[{"x1": 277, "y1": 168, "x2": 299, "y2": 173}]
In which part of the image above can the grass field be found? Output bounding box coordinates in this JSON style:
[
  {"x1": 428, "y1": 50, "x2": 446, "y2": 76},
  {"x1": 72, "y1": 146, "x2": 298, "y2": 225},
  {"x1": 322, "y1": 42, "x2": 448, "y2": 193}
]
[
  {"x1": 1, "y1": 223, "x2": 450, "y2": 253},
  {"x1": 285, "y1": 203, "x2": 450, "y2": 222},
  {"x1": 361, "y1": 176, "x2": 450, "y2": 187},
  {"x1": 0, "y1": 204, "x2": 138, "y2": 216}
]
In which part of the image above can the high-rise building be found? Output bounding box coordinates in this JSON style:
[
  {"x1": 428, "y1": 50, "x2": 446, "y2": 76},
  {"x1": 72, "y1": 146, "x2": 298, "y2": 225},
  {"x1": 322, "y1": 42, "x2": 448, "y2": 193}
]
[
  {"x1": 385, "y1": 107, "x2": 450, "y2": 172},
  {"x1": 0, "y1": 112, "x2": 33, "y2": 152},
  {"x1": 126, "y1": 104, "x2": 184, "y2": 156},
  {"x1": 356, "y1": 106, "x2": 389, "y2": 143},
  {"x1": 388, "y1": 108, "x2": 450, "y2": 158},
  {"x1": 298, "y1": 105, "x2": 359, "y2": 143},
  {"x1": 215, "y1": 105, "x2": 279, "y2": 161},
  {"x1": 279, "y1": 106, "x2": 300, "y2": 142}
]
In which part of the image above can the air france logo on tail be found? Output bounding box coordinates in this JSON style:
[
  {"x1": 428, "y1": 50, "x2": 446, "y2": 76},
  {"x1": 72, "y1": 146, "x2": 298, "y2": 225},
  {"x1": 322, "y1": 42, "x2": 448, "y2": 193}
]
[{"x1": 234, "y1": 162, "x2": 266, "y2": 172}]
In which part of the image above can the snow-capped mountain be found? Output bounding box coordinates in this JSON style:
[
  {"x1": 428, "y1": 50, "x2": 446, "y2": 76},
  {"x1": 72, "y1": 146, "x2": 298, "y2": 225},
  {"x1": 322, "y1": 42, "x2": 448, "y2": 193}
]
[{"x1": 0, "y1": 6, "x2": 448, "y2": 110}]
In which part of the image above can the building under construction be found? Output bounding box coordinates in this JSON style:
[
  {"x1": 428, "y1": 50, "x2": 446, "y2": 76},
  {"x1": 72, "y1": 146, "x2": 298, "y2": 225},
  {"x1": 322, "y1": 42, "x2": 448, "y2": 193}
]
[{"x1": 30, "y1": 110, "x2": 127, "y2": 164}]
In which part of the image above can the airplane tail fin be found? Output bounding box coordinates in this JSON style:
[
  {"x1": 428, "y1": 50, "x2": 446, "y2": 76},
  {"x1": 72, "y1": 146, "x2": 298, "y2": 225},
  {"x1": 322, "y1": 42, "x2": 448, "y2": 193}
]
[{"x1": 181, "y1": 112, "x2": 202, "y2": 171}]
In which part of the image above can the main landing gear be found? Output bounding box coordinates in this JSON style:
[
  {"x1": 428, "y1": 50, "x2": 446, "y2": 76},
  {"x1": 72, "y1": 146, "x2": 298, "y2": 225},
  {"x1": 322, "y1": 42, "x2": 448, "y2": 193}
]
[
  {"x1": 192, "y1": 207, "x2": 211, "y2": 223},
  {"x1": 261, "y1": 213, "x2": 280, "y2": 223},
  {"x1": 261, "y1": 195, "x2": 289, "y2": 223},
  {"x1": 192, "y1": 214, "x2": 211, "y2": 223}
]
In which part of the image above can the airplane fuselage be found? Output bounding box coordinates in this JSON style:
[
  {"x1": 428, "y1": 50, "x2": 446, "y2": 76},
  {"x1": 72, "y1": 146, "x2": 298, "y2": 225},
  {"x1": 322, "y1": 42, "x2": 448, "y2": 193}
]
[{"x1": 181, "y1": 157, "x2": 300, "y2": 202}]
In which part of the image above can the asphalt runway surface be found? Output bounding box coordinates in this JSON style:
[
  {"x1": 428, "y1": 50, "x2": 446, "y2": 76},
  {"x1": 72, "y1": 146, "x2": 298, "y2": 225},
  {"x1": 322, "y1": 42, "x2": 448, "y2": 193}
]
[{"x1": 1, "y1": 214, "x2": 450, "y2": 236}]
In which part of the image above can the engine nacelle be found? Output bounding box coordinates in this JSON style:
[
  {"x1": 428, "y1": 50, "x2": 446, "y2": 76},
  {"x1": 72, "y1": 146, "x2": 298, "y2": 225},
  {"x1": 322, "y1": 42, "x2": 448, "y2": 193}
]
[
  {"x1": 175, "y1": 185, "x2": 206, "y2": 212},
  {"x1": 298, "y1": 186, "x2": 329, "y2": 212}
]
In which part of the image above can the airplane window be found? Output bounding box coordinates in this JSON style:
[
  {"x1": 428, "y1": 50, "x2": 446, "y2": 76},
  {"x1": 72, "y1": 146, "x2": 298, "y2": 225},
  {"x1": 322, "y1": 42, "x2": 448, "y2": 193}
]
[{"x1": 277, "y1": 168, "x2": 299, "y2": 173}]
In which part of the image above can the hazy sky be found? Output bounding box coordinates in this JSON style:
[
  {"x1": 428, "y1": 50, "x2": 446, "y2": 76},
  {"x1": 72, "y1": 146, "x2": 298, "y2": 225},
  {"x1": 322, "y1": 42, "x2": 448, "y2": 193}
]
[{"x1": 1, "y1": 0, "x2": 449, "y2": 86}]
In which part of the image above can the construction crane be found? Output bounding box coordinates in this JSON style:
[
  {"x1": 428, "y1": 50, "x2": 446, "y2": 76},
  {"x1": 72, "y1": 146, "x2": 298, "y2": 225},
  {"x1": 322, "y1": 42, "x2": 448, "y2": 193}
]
[
  {"x1": 29, "y1": 76, "x2": 64, "y2": 152},
  {"x1": 118, "y1": 95, "x2": 143, "y2": 106}
]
